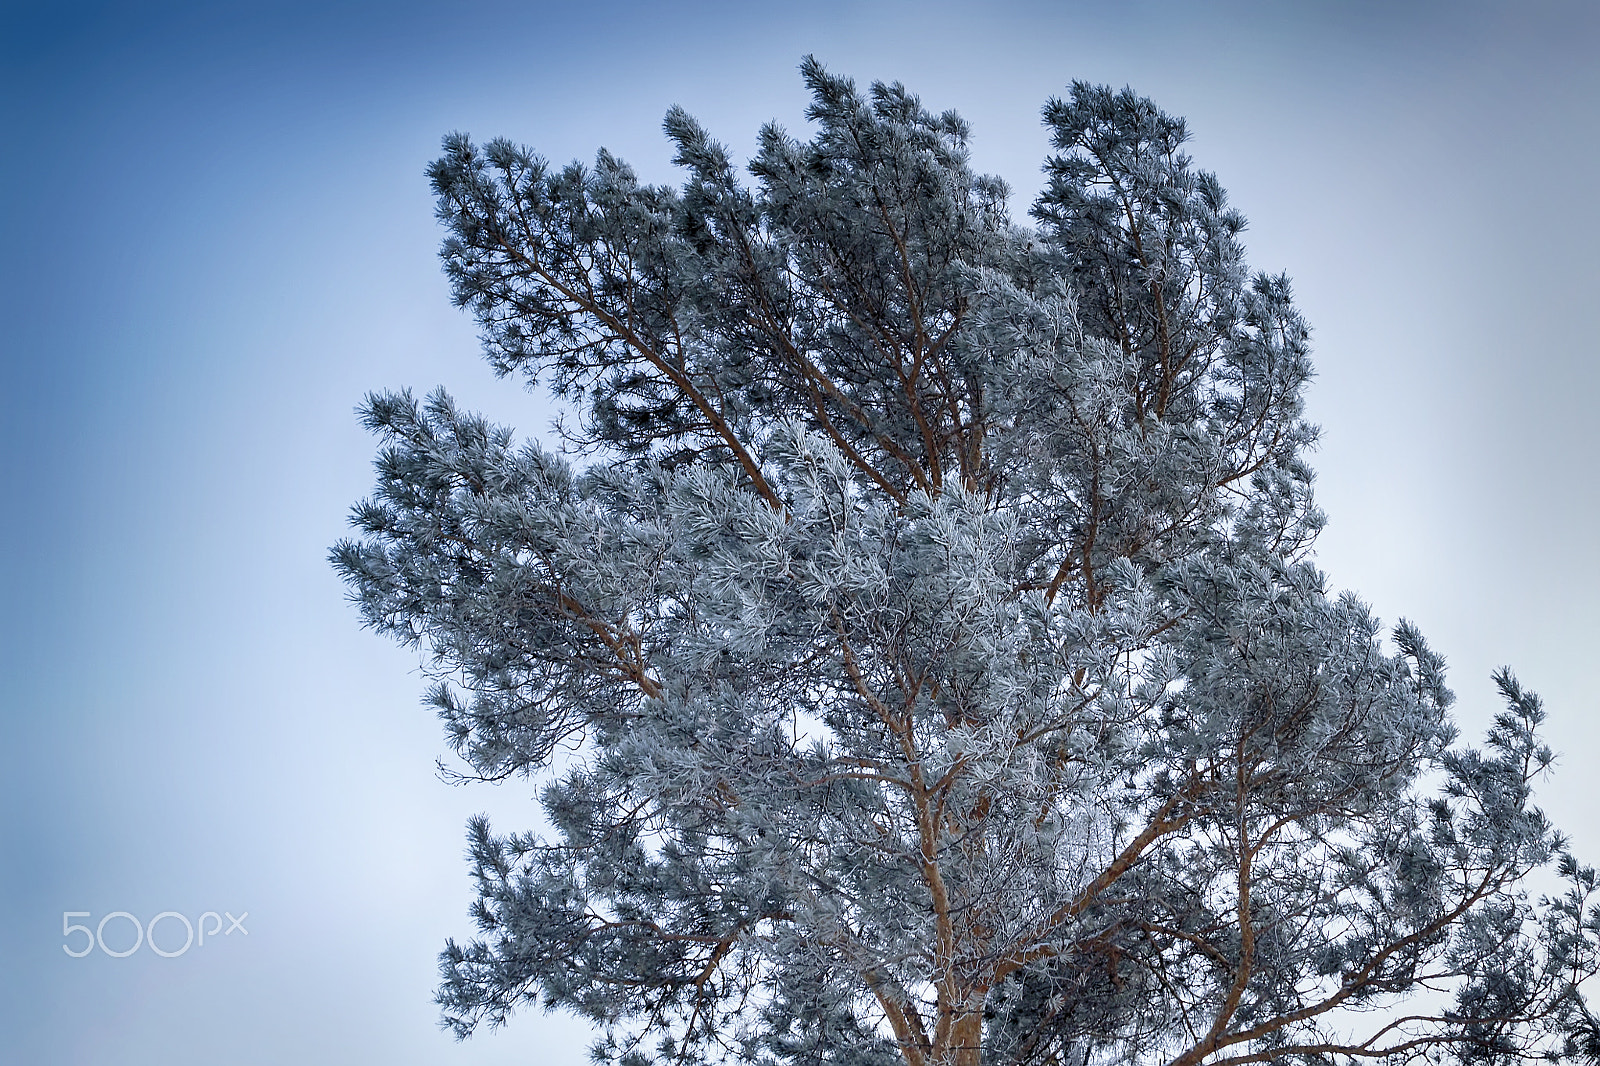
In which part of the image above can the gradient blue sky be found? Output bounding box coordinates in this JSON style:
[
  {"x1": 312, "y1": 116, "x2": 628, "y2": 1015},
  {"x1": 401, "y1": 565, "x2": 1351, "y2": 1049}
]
[{"x1": 4, "y1": 2, "x2": 1598, "y2": 1062}]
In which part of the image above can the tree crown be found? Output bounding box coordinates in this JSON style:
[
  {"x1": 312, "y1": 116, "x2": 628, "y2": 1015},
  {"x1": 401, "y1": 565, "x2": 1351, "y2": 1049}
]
[{"x1": 333, "y1": 61, "x2": 1600, "y2": 1066}]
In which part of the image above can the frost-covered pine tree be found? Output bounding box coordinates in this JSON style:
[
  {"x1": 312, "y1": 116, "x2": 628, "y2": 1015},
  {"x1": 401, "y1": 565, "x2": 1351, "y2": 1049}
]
[{"x1": 333, "y1": 61, "x2": 1600, "y2": 1066}]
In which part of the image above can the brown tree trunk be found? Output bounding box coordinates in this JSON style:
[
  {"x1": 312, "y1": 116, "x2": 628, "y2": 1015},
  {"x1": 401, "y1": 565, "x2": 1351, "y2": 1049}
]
[{"x1": 943, "y1": 1006, "x2": 984, "y2": 1066}]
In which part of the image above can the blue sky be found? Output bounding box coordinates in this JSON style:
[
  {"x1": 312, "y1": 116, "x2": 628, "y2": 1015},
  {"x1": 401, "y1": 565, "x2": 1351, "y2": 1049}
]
[{"x1": 3, "y1": 2, "x2": 1598, "y2": 1062}]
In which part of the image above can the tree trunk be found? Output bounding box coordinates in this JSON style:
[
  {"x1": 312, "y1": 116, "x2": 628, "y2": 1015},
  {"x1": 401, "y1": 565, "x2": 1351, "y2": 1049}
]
[{"x1": 943, "y1": 1007, "x2": 984, "y2": 1066}]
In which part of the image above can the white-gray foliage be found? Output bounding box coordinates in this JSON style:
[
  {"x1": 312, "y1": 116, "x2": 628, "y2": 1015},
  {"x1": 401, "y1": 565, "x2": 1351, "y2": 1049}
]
[{"x1": 333, "y1": 61, "x2": 1600, "y2": 1066}]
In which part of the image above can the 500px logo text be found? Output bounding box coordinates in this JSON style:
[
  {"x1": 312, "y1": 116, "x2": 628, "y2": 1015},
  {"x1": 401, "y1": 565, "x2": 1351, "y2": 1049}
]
[{"x1": 62, "y1": 910, "x2": 249, "y2": 958}]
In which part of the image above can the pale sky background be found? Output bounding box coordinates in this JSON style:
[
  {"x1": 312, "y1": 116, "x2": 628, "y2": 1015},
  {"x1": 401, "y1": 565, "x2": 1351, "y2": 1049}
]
[{"x1": 3, "y1": 2, "x2": 1598, "y2": 1062}]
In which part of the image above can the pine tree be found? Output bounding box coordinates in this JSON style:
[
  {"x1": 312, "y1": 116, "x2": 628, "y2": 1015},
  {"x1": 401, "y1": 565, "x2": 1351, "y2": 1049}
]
[{"x1": 333, "y1": 60, "x2": 1600, "y2": 1066}]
